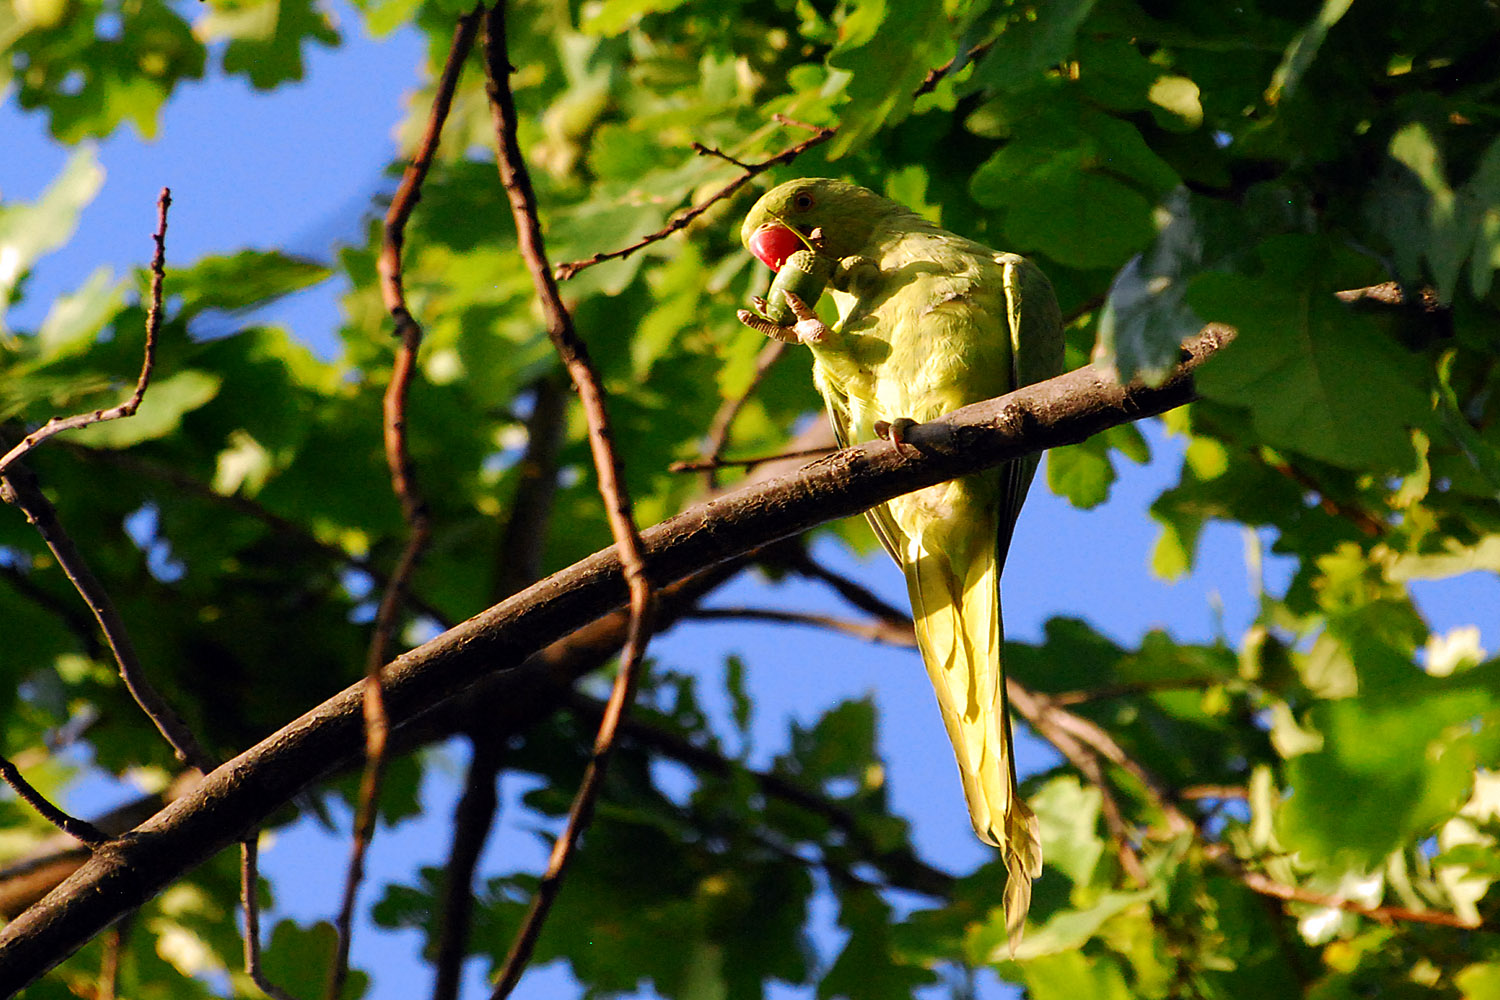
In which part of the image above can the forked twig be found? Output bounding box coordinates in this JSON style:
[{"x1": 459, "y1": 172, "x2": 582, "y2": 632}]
[
  {"x1": 483, "y1": 4, "x2": 657, "y2": 995},
  {"x1": 326, "y1": 10, "x2": 482, "y2": 1000},
  {"x1": 553, "y1": 114, "x2": 836, "y2": 280},
  {"x1": 0, "y1": 190, "x2": 171, "y2": 477}
]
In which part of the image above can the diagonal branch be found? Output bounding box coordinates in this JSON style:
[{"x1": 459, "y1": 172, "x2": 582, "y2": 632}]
[
  {"x1": 328, "y1": 11, "x2": 482, "y2": 999},
  {"x1": 0, "y1": 190, "x2": 170, "y2": 477},
  {"x1": 483, "y1": 5, "x2": 657, "y2": 993},
  {"x1": 0, "y1": 328, "x2": 1231, "y2": 991},
  {"x1": 0, "y1": 458, "x2": 215, "y2": 773}
]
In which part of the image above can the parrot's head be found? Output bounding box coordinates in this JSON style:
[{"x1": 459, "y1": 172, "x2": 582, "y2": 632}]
[{"x1": 740, "y1": 178, "x2": 892, "y2": 271}]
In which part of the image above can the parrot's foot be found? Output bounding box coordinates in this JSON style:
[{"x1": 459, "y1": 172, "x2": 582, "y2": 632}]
[
  {"x1": 736, "y1": 290, "x2": 831, "y2": 345},
  {"x1": 873, "y1": 417, "x2": 919, "y2": 455}
]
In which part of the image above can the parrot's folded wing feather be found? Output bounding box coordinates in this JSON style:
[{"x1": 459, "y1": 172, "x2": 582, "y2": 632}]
[
  {"x1": 820, "y1": 379, "x2": 905, "y2": 564},
  {"x1": 903, "y1": 506, "x2": 1041, "y2": 949}
]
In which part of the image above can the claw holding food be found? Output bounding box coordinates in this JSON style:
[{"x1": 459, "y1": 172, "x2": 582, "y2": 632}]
[{"x1": 873, "y1": 417, "x2": 919, "y2": 455}]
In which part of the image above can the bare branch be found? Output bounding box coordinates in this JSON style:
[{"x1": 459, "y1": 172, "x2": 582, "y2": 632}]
[
  {"x1": 691, "y1": 339, "x2": 788, "y2": 487},
  {"x1": 1228, "y1": 859, "x2": 1480, "y2": 930},
  {"x1": 0, "y1": 189, "x2": 170, "y2": 477},
  {"x1": 773, "y1": 543, "x2": 912, "y2": 626},
  {"x1": 670, "y1": 444, "x2": 834, "y2": 474},
  {"x1": 0, "y1": 754, "x2": 106, "y2": 847},
  {"x1": 483, "y1": 4, "x2": 658, "y2": 992},
  {"x1": 328, "y1": 11, "x2": 482, "y2": 999},
  {"x1": 241, "y1": 838, "x2": 302, "y2": 1000},
  {"x1": 0, "y1": 458, "x2": 216, "y2": 772},
  {"x1": 684, "y1": 606, "x2": 917, "y2": 646},
  {"x1": 553, "y1": 117, "x2": 836, "y2": 280}
]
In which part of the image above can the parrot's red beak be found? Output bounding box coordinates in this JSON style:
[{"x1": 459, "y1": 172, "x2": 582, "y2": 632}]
[{"x1": 747, "y1": 223, "x2": 802, "y2": 273}]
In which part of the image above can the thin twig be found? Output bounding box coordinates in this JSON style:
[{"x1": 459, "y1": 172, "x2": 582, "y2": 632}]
[
  {"x1": 241, "y1": 837, "x2": 301, "y2": 1000},
  {"x1": 0, "y1": 458, "x2": 216, "y2": 772},
  {"x1": 773, "y1": 545, "x2": 913, "y2": 626},
  {"x1": 914, "y1": 38, "x2": 994, "y2": 97},
  {"x1": 0, "y1": 189, "x2": 171, "y2": 477},
  {"x1": 690, "y1": 141, "x2": 752, "y2": 170},
  {"x1": 692, "y1": 338, "x2": 788, "y2": 487},
  {"x1": 1265, "y1": 455, "x2": 1385, "y2": 537},
  {"x1": 1226, "y1": 859, "x2": 1479, "y2": 929},
  {"x1": 670, "y1": 444, "x2": 834, "y2": 474},
  {"x1": 0, "y1": 754, "x2": 107, "y2": 846},
  {"x1": 553, "y1": 116, "x2": 836, "y2": 280},
  {"x1": 1049, "y1": 677, "x2": 1225, "y2": 707},
  {"x1": 96, "y1": 922, "x2": 125, "y2": 1000},
  {"x1": 483, "y1": 5, "x2": 658, "y2": 995},
  {"x1": 328, "y1": 12, "x2": 481, "y2": 1000},
  {"x1": 684, "y1": 606, "x2": 917, "y2": 646}
]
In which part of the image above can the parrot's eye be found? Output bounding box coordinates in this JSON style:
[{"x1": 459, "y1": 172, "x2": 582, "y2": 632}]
[{"x1": 792, "y1": 192, "x2": 815, "y2": 211}]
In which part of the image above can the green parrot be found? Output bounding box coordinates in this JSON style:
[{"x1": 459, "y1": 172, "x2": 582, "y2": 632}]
[{"x1": 738, "y1": 178, "x2": 1065, "y2": 941}]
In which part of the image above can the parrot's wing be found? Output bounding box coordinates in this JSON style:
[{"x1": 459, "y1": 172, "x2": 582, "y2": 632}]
[
  {"x1": 994, "y1": 254, "x2": 1066, "y2": 569},
  {"x1": 820, "y1": 378, "x2": 906, "y2": 565}
]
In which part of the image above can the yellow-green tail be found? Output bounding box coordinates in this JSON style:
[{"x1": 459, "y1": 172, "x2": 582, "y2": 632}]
[{"x1": 904, "y1": 528, "x2": 1042, "y2": 949}]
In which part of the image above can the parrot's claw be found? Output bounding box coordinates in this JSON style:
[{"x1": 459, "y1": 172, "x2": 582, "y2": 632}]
[
  {"x1": 737, "y1": 308, "x2": 802, "y2": 343},
  {"x1": 780, "y1": 291, "x2": 831, "y2": 344},
  {"x1": 736, "y1": 291, "x2": 831, "y2": 345},
  {"x1": 874, "y1": 417, "x2": 919, "y2": 455}
]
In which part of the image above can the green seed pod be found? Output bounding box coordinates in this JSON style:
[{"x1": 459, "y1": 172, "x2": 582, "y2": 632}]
[{"x1": 762, "y1": 249, "x2": 833, "y2": 325}]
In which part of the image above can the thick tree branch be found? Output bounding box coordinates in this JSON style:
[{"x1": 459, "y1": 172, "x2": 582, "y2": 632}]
[{"x1": 0, "y1": 328, "x2": 1229, "y2": 990}]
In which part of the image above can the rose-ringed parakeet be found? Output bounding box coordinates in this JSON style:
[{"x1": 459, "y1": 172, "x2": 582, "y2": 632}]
[{"x1": 738, "y1": 178, "x2": 1065, "y2": 940}]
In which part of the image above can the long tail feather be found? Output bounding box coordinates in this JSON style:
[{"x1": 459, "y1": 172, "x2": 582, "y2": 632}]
[{"x1": 904, "y1": 523, "x2": 1042, "y2": 950}]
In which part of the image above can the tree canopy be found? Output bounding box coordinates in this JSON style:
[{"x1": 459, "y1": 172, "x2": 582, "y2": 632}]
[{"x1": 1, "y1": 1, "x2": 1499, "y2": 998}]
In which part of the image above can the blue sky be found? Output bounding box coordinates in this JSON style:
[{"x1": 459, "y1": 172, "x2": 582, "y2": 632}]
[{"x1": 4, "y1": 7, "x2": 1498, "y2": 999}]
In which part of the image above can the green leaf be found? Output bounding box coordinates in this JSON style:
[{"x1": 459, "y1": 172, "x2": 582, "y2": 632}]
[
  {"x1": 36, "y1": 266, "x2": 127, "y2": 358},
  {"x1": 1265, "y1": 0, "x2": 1354, "y2": 106},
  {"x1": 1279, "y1": 681, "x2": 1489, "y2": 867},
  {"x1": 69, "y1": 370, "x2": 223, "y2": 448},
  {"x1": 971, "y1": 0, "x2": 1098, "y2": 94},
  {"x1": 1096, "y1": 187, "x2": 1239, "y2": 384},
  {"x1": 1457, "y1": 963, "x2": 1500, "y2": 1000},
  {"x1": 257, "y1": 919, "x2": 368, "y2": 999},
  {"x1": 998, "y1": 889, "x2": 1153, "y2": 962},
  {"x1": 1188, "y1": 236, "x2": 1431, "y2": 470},
  {"x1": 10, "y1": 0, "x2": 206, "y2": 140},
  {"x1": 820, "y1": 889, "x2": 935, "y2": 1000},
  {"x1": 0, "y1": 148, "x2": 105, "y2": 330},
  {"x1": 1017, "y1": 950, "x2": 1133, "y2": 1000},
  {"x1": 1046, "y1": 424, "x2": 1147, "y2": 509},
  {"x1": 825, "y1": 0, "x2": 951, "y2": 159},
  {"x1": 167, "y1": 249, "x2": 331, "y2": 315},
  {"x1": 1028, "y1": 775, "x2": 1103, "y2": 885},
  {"x1": 215, "y1": 0, "x2": 340, "y2": 89}
]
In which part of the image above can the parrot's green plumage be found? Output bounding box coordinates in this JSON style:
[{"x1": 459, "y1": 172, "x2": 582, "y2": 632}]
[{"x1": 739, "y1": 178, "x2": 1066, "y2": 944}]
